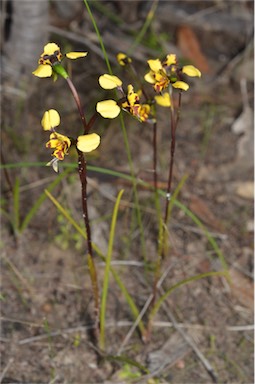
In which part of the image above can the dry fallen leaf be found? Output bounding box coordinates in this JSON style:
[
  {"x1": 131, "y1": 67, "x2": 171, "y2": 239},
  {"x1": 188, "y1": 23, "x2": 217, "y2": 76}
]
[
  {"x1": 177, "y1": 25, "x2": 211, "y2": 74},
  {"x1": 229, "y1": 268, "x2": 254, "y2": 309},
  {"x1": 189, "y1": 195, "x2": 224, "y2": 231}
]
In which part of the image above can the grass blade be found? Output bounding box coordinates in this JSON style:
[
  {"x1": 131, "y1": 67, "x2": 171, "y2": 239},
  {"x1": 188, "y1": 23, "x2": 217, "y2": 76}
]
[
  {"x1": 149, "y1": 270, "x2": 228, "y2": 323},
  {"x1": 1, "y1": 162, "x2": 228, "y2": 272},
  {"x1": 13, "y1": 178, "x2": 20, "y2": 231},
  {"x1": 44, "y1": 189, "x2": 145, "y2": 334},
  {"x1": 19, "y1": 168, "x2": 71, "y2": 233},
  {"x1": 100, "y1": 189, "x2": 124, "y2": 350}
]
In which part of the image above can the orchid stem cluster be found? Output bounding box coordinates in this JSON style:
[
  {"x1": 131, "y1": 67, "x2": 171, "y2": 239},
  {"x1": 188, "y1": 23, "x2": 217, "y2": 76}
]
[
  {"x1": 96, "y1": 51, "x2": 201, "y2": 228},
  {"x1": 95, "y1": 52, "x2": 201, "y2": 336},
  {"x1": 33, "y1": 43, "x2": 101, "y2": 339},
  {"x1": 33, "y1": 42, "x2": 201, "y2": 345}
]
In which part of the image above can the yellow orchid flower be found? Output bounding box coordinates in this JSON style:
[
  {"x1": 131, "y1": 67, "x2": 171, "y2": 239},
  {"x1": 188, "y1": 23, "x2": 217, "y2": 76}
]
[
  {"x1": 137, "y1": 104, "x2": 151, "y2": 122},
  {"x1": 164, "y1": 54, "x2": 177, "y2": 66},
  {"x1": 99, "y1": 74, "x2": 122, "y2": 89},
  {"x1": 46, "y1": 132, "x2": 71, "y2": 161},
  {"x1": 65, "y1": 52, "x2": 88, "y2": 59},
  {"x1": 154, "y1": 93, "x2": 171, "y2": 107},
  {"x1": 77, "y1": 133, "x2": 100, "y2": 152},
  {"x1": 147, "y1": 59, "x2": 163, "y2": 72},
  {"x1": 144, "y1": 71, "x2": 156, "y2": 84},
  {"x1": 145, "y1": 53, "x2": 201, "y2": 94},
  {"x1": 39, "y1": 43, "x2": 62, "y2": 64},
  {"x1": 96, "y1": 100, "x2": 121, "y2": 118},
  {"x1": 145, "y1": 59, "x2": 170, "y2": 92},
  {"x1": 117, "y1": 52, "x2": 132, "y2": 66},
  {"x1": 172, "y1": 81, "x2": 189, "y2": 91},
  {"x1": 182, "y1": 65, "x2": 201, "y2": 77},
  {"x1": 41, "y1": 109, "x2": 60, "y2": 131},
  {"x1": 33, "y1": 42, "x2": 87, "y2": 78},
  {"x1": 33, "y1": 64, "x2": 53, "y2": 78},
  {"x1": 126, "y1": 85, "x2": 139, "y2": 106}
]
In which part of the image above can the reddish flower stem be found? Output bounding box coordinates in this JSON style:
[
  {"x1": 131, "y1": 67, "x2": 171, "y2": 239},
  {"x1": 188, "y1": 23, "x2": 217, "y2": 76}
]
[
  {"x1": 152, "y1": 121, "x2": 158, "y2": 192},
  {"x1": 65, "y1": 77, "x2": 88, "y2": 134},
  {"x1": 163, "y1": 91, "x2": 182, "y2": 254},
  {"x1": 77, "y1": 149, "x2": 100, "y2": 339},
  {"x1": 150, "y1": 121, "x2": 160, "y2": 305},
  {"x1": 65, "y1": 75, "x2": 99, "y2": 340}
]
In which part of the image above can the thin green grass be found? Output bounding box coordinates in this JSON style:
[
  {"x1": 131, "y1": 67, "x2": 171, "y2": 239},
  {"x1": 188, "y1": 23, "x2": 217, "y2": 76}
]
[
  {"x1": 128, "y1": 0, "x2": 159, "y2": 55},
  {"x1": 1, "y1": 161, "x2": 228, "y2": 273},
  {"x1": 44, "y1": 189, "x2": 145, "y2": 335},
  {"x1": 1, "y1": 168, "x2": 71, "y2": 234},
  {"x1": 13, "y1": 178, "x2": 20, "y2": 231},
  {"x1": 100, "y1": 189, "x2": 124, "y2": 350},
  {"x1": 149, "y1": 270, "x2": 228, "y2": 323}
]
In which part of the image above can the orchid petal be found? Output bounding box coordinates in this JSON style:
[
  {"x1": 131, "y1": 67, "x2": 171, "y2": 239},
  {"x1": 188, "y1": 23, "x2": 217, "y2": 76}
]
[
  {"x1": 41, "y1": 109, "x2": 60, "y2": 131},
  {"x1": 43, "y1": 43, "x2": 60, "y2": 55},
  {"x1": 182, "y1": 65, "x2": 201, "y2": 77},
  {"x1": 172, "y1": 81, "x2": 189, "y2": 91},
  {"x1": 77, "y1": 133, "x2": 100, "y2": 152},
  {"x1": 165, "y1": 54, "x2": 177, "y2": 66},
  {"x1": 96, "y1": 100, "x2": 121, "y2": 118},
  {"x1": 32, "y1": 64, "x2": 52, "y2": 78},
  {"x1": 155, "y1": 93, "x2": 171, "y2": 107},
  {"x1": 147, "y1": 59, "x2": 162, "y2": 72},
  {"x1": 66, "y1": 52, "x2": 88, "y2": 59},
  {"x1": 99, "y1": 74, "x2": 122, "y2": 89}
]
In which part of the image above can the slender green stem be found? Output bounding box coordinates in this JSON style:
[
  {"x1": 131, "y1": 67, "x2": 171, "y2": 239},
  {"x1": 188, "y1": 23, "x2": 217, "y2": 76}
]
[
  {"x1": 13, "y1": 178, "x2": 20, "y2": 232},
  {"x1": 128, "y1": 0, "x2": 159, "y2": 54},
  {"x1": 84, "y1": 0, "x2": 112, "y2": 74},
  {"x1": 20, "y1": 169, "x2": 71, "y2": 233},
  {"x1": 147, "y1": 175, "x2": 188, "y2": 339}
]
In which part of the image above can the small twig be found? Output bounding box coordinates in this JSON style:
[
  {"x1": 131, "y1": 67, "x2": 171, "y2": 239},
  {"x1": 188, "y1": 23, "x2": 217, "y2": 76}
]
[
  {"x1": 213, "y1": 34, "x2": 254, "y2": 82},
  {"x1": 117, "y1": 264, "x2": 172, "y2": 355},
  {"x1": 48, "y1": 375, "x2": 60, "y2": 384},
  {"x1": 16, "y1": 321, "x2": 253, "y2": 345},
  {"x1": 158, "y1": 287, "x2": 218, "y2": 383},
  {"x1": 0, "y1": 358, "x2": 14, "y2": 382},
  {"x1": 2, "y1": 254, "x2": 34, "y2": 294},
  {"x1": 172, "y1": 221, "x2": 228, "y2": 240}
]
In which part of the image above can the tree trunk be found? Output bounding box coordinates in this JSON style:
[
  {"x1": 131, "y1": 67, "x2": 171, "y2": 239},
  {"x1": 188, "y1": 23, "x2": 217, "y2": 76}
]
[{"x1": 3, "y1": 0, "x2": 49, "y2": 90}]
